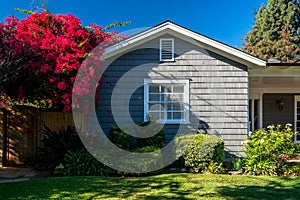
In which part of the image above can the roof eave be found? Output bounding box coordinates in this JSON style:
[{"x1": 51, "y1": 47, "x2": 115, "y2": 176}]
[{"x1": 102, "y1": 21, "x2": 266, "y2": 67}]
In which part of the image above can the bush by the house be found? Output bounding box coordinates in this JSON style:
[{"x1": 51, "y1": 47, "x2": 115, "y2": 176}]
[
  {"x1": 46, "y1": 119, "x2": 166, "y2": 177},
  {"x1": 174, "y1": 133, "x2": 224, "y2": 173},
  {"x1": 135, "y1": 120, "x2": 166, "y2": 148},
  {"x1": 107, "y1": 125, "x2": 133, "y2": 151},
  {"x1": 243, "y1": 124, "x2": 299, "y2": 176},
  {"x1": 54, "y1": 149, "x2": 114, "y2": 176},
  {"x1": 282, "y1": 163, "x2": 300, "y2": 176},
  {"x1": 117, "y1": 145, "x2": 164, "y2": 176},
  {"x1": 36, "y1": 125, "x2": 84, "y2": 171},
  {"x1": 106, "y1": 120, "x2": 166, "y2": 175},
  {"x1": 226, "y1": 157, "x2": 246, "y2": 173},
  {"x1": 107, "y1": 120, "x2": 166, "y2": 151}
]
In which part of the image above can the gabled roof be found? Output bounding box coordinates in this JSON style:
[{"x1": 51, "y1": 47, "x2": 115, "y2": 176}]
[{"x1": 103, "y1": 20, "x2": 267, "y2": 67}]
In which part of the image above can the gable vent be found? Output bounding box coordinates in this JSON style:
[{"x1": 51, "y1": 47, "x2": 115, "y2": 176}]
[{"x1": 160, "y1": 38, "x2": 174, "y2": 61}]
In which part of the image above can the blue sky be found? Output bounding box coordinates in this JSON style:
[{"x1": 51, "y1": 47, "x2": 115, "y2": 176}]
[{"x1": 0, "y1": 0, "x2": 268, "y2": 47}]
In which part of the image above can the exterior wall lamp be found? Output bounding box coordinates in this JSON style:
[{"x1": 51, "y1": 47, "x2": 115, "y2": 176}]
[{"x1": 276, "y1": 98, "x2": 286, "y2": 110}]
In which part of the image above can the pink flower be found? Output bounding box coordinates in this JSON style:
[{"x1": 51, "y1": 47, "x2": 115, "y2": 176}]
[
  {"x1": 57, "y1": 82, "x2": 67, "y2": 90},
  {"x1": 0, "y1": 101, "x2": 6, "y2": 107},
  {"x1": 40, "y1": 64, "x2": 52, "y2": 73}
]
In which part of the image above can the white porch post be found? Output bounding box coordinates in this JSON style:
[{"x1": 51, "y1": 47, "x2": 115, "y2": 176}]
[{"x1": 259, "y1": 92, "x2": 263, "y2": 129}]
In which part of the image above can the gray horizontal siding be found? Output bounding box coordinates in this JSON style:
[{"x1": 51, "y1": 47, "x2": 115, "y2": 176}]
[{"x1": 92, "y1": 34, "x2": 249, "y2": 156}]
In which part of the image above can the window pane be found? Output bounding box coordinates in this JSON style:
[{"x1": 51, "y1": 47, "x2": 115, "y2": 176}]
[
  {"x1": 173, "y1": 102, "x2": 183, "y2": 111},
  {"x1": 173, "y1": 85, "x2": 184, "y2": 93},
  {"x1": 167, "y1": 112, "x2": 172, "y2": 119},
  {"x1": 297, "y1": 102, "x2": 300, "y2": 107},
  {"x1": 149, "y1": 94, "x2": 160, "y2": 101},
  {"x1": 166, "y1": 86, "x2": 172, "y2": 93},
  {"x1": 149, "y1": 85, "x2": 159, "y2": 93},
  {"x1": 149, "y1": 112, "x2": 162, "y2": 119},
  {"x1": 297, "y1": 134, "x2": 300, "y2": 141},
  {"x1": 167, "y1": 103, "x2": 172, "y2": 110},
  {"x1": 165, "y1": 94, "x2": 172, "y2": 102},
  {"x1": 173, "y1": 112, "x2": 183, "y2": 119},
  {"x1": 149, "y1": 103, "x2": 163, "y2": 111},
  {"x1": 173, "y1": 94, "x2": 183, "y2": 101},
  {"x1": 160, "y1": 94, "x2": 167, "y2": 102},
  {"x1": 160, "y1": 112, "x2": 165, "y2": 120}
]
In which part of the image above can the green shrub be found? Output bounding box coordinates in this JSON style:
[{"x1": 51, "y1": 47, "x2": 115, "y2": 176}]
[
  {"x1": 107, "y1": 119, "x2": 166, "y2": 176},
  {"x1": 174, "y1": 133, "x2": 224, "y2": 173},
  {"x1": 54, "y1": 149, "x2": 114, "y2": 176},
  {"x1": 107, "y1": 119, "x2": 165, "y2": 151},
  {"x1": 36, "y1": 125, "x2": 84, "y2": 171},
  {"x1": 282, "y1": 163, "x2": 300, "y2": 176},
  {"x1": 107, "y1": 125, "x2": 133, "y2": 151},
  {"x1": 205, "y1": 161, "x2": 225, "y2": 174},
  {"x1": 243, "y1": 124, "x2": 299, "y2": 176},
  {"x1": 134, "y1": 145, "x2": 161, "y2": 153},
  {"x1": 229, "y1": 157, "x2": 246, "y2": 173},
  {"x1": 117, "y1": 144, "x2": 164, "y2": 176},
  {"x1": 135, "y1": 120, "x2": 165, "y2": 148}
]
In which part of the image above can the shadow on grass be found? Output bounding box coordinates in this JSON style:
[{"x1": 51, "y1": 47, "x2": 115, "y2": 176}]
[
  {"x1": 216, "y1": 176, "x2": 300, "y2": 200},
  {"x1": 0, "y1": 175, "x2": 199, "y2": 200},
  {"x1": 1, "y1": 175, "x2": 300, "y2": 199}
]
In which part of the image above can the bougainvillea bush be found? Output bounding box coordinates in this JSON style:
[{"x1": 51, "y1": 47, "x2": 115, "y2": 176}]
[{"x1": 0, "y1": 12, "x2": 125, "y2": 111}]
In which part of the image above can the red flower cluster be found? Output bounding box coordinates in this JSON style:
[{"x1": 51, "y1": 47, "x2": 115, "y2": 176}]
[{"x1": 0, "y1": 12, "x2": 121, "y2": 112}]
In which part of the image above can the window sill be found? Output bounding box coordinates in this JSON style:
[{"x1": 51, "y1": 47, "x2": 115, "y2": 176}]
[
  {"x1": 159, "y1": 60, "x2": 176, "y2": 63},
  {"x1": 157, "y1": 120, "x2": 191, "y2": 125}
]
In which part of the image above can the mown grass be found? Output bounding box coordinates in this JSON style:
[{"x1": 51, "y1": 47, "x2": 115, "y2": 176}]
[{"x1": 0, "y1": 174, "x2": 300, "y2": 199}]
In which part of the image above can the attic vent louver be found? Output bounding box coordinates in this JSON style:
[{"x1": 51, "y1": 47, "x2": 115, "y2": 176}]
[{"x1": 160, "y1": 38, "x2": 174, "y2": 61}]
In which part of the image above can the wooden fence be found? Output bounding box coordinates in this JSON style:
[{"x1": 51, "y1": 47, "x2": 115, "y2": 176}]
[{"x1": 0, "y1": 106, "x2": 86, "y2": 166}]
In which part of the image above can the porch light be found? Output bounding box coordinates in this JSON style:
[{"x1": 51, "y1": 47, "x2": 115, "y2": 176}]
[{"x1": 276, "y1": 98, "x2": 286, "y2": 110}]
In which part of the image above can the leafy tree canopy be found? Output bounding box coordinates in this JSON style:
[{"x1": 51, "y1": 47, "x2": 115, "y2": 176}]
[{"x1": 243, "y1": 0, "x2": 300, "y2": 62}]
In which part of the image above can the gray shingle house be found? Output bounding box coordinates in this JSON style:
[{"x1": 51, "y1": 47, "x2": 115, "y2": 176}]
[{"x1": 90, "y1": 21, "x2": 300, "y2": 157}]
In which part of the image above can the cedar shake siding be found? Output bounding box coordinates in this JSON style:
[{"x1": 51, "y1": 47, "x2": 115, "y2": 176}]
[{"x1": 94, "y1": 34, "x2": 249, "y2": 156}]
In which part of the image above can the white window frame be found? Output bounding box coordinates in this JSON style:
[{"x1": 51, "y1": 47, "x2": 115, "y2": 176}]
[
  {"x1": 294, "y1": 95, "x2": 300, "y2": 143},
  {"x1": 159, "y1": 38, "x2": 174, "y2": 62},
  {"x1": 144, "y1": 79, "x2": 190, "y2": 124}
]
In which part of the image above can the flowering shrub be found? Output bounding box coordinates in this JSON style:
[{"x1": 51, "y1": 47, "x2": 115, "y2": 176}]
[
  {"x1": 0, "y1": 12, "x2": 126, "y2": 111},
  {"x1": 244, "y1": 124, "x2": 299, "y2": 176}
]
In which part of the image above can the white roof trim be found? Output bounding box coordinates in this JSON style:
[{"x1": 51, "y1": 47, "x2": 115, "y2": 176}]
[{"x1": 103, "y1": 21, "x2": 266, "y2": 67}]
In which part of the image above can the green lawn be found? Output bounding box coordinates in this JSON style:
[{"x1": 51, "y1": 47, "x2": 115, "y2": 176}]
[{"x1": 0, "y1": 174, "x2": 300, "y2": 199}]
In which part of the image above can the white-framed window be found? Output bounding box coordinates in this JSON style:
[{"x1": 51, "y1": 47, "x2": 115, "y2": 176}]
[
  {"x1": 294, "y1": 96, "x2": 300, "y2": 143},
  {"x1": 144, "y1": 79, "x2": 190, "y2": 124},
  {"x1": 160, "y1": 38, "x2": 174, "y2": 61}
]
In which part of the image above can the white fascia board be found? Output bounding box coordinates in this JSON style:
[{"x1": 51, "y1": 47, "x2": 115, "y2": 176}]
[
  {"x1": 103, "y1": 22, "x2": 171, "y2": 59},
  {"x1": 103, "y1": 21, "x2": 266, "y2": 67},
  {"x1": 165, "y1": 23, "x2": 266, "y2": 67}
]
